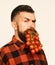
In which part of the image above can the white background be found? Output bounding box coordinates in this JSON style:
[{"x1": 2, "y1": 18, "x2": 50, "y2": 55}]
[{"x1": 0, "y1": 0, "x2": 55, "y2": 65}]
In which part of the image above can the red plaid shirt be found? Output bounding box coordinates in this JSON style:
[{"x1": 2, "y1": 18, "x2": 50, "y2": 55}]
[{"x1": 0, "y1": 36, "x2": 48, "y2": 65}]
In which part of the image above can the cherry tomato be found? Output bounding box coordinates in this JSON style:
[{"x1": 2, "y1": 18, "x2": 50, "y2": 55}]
[
  {"x1": 26, "y1": 38, "x2": 30, "y2": 41},
  {"x1": 32, "y1": 41, "x2": 35, "y2": 44},
  {"x1": 38, "y1": 46, "x2": 42, "y2": 50},
  {"x1": 35, "y1": 48, "x2": 38, "y2": 52},
  {"x1": 35, "y1": 41, "x2": 39, "y2": 44},
  {"x1": 30, "y1": 45, "x2": 34, "y2": 49},
  {"x1": 26, "y1": 34, "x2": 30, "y2": 38},
  {"x1": 36, "y1": 33, "x2": 39, "y2": 36},
  {"x1": 35, "y1": 37, "x2": 39, "y2": 40},
  {"x1": 31, "y1": 49, "x2": 35, "y2": 54},
  {"x1": 26, "y1": 42, "x2": 30, "y2": 46}
]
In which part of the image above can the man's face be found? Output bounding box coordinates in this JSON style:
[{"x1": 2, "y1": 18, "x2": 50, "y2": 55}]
[
  {"x1": 16, "y1": 12, "x2": 36, "y2": 33},
  {"x1": 13, "y1": 12, "x2": 36, "y2": 42}
]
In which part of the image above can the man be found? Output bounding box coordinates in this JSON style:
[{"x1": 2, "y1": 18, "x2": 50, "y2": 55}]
[{"x1": 0, "y1": 5, "x2": 48, "y2": 65}]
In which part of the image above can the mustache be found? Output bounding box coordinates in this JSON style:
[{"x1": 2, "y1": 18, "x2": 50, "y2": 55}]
[{"x1": 24, "y1": 28, "x2": 37, "y2": 35}]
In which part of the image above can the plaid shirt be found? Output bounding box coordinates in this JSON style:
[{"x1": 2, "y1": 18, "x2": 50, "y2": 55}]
[{"x1": 0, "y1": 36, "x2": 48, "y2": 65}]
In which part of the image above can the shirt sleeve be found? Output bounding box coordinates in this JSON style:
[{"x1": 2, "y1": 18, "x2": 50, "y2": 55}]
[
  {"x1": 0, "y1": 49, "x2": 4, "y2": 65},
  {"x1": 41, "y1": 49, "x2": 48, "y2": 65}
]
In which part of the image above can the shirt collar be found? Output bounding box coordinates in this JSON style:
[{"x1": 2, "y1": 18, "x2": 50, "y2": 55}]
[{"x1": 12, "y1": 35, "x2": 25, "y2": 49}]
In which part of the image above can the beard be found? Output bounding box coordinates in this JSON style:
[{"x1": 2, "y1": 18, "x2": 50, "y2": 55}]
[
  {"x1": 18, "y1": 31, "x2": 26, "y2": 43},
  {"x1": 18, "y1": 28, "x2": 36, "y2": 43},
  {"x1": 17, "y1": 28, "x2": 42, "y2": 54}
]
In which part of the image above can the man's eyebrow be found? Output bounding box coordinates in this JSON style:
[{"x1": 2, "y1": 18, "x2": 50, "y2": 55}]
[
  {"x1": 24, "y1": 17, "x2": 30, "y2": 21},
  {"x1": 24, "y1": 17, "x2": 36, "y2": 22}
]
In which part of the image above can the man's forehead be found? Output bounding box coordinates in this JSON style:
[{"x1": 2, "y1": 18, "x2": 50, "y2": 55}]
[
  {"x1": 19, "y1": 12, "x2": 35, "y2": 16},
  {"x1": 19, "y1": 12, "x2": 36, "y2": 19}
]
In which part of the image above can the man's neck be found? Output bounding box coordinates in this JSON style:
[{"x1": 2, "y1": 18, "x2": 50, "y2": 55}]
[{"x1": 15, "y1": 33, "x2": 24, "y2": 43}]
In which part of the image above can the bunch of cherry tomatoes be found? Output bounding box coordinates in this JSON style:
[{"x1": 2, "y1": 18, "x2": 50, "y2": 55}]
[{"x1": 25, "y1": 30, "x2": 42, "y2": 54}]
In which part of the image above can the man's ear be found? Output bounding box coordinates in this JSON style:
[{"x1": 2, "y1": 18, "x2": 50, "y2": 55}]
[{"x1": 11, "y1": 21, "x2": 17, "y2": 30}]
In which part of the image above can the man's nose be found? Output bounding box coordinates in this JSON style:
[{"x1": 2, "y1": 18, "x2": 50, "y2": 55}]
[{"x1": 29, "y1": 21, "x2": 35, "y2": 28}]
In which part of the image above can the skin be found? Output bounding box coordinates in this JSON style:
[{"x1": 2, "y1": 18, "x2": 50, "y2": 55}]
[{"x1": 11, "y1": 12, "x2": 36, "y2": 43}]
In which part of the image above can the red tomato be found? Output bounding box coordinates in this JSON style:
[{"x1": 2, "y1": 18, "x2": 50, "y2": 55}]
[
  {"x1": 31, "y1": 49, "x2": 35, "y2": 54},
  {"x1": 30, "y1": 45, "x2": 34, "y2": 49},
  {"x1": 32, "y1": 41, "x2": 35, "y2": 44},
  {"x1": 31, "y1": 38, "x2": 34, "y2": 41},
  {"x1": 26, "y1": 38, "x2": 30, "y2": 41},
  {"x1": 35, "y1": 37, "x2": 39, "y2": 40},
  {"x1": 35, "y1": 41, "x2": 39, "y2": 44},
  {"x1": 36, "y1": 33, "x2": 39, "y2": 36},
  {"x1": 35, "y1": 48, "x2": 38, "y2": 52},
  {"x1": 26, "y1": 42, "x2": 30, "y2": 46},
  {"x1": 38, "y1": 46, "x2": 42, "y2": 50},
  {"x1": 26, "y1": 34, "x2": 30, "y2": 38}
]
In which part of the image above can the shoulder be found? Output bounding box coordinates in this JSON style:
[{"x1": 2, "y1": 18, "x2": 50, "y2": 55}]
[
  {"x1": 36, "y1": 49, "x2": 47, "y2": 58},
  {"x1": 0, "y1": 41, "x2": 14, "y2": 64},
  {"x1": 0, "y1": 41, "x2": 14, "y2": 55}
]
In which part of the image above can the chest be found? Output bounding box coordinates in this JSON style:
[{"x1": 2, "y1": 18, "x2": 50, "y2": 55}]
[{"x1": 7, "y1": 49, "x2": 45, "y2": 65}]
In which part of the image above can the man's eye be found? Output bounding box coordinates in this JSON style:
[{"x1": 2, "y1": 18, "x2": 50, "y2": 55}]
[
  {"x1": 32, "y1": 20, "x2": 36, "y2": 23},
  {"x1": 24, "y1": 20, "x2": 28, "y2": 22}
]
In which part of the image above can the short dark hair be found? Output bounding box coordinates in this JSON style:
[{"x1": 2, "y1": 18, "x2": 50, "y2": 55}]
[{"x1": 11, "y1": 5, "x2": 34, "y2": 21}]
